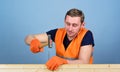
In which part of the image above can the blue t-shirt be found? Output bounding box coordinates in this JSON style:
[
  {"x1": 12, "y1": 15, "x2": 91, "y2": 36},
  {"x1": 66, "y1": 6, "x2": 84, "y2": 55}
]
[{"x1": 46, "y1": 29, "x2": 94, "y2": 50}]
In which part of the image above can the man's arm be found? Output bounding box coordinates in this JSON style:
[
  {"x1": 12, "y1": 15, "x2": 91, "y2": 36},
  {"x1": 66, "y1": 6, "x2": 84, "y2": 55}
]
[
  {"x1": 67, "y1": 45, "x2": 93, "y2": 64},
  {"x1": 25, "y1": 33, "x2": 48, "y2": 45}
]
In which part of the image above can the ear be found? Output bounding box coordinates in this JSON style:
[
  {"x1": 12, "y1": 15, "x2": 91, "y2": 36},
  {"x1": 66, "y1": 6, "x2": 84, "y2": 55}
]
[
  {"x1": 64, "y1": 20, "x2": 67, "y2": 26},
  {"x1": 81, "y1": 22, "x2": 85, "y2": 28},
  {"x1": 64, "y1": 20, "x2": 66, "y2": 24}
]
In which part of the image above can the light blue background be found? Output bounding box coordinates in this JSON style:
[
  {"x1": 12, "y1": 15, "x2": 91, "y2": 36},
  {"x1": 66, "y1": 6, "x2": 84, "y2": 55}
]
[{"x1": 0, "y1": 0, "x2": 120, "y2": 64}]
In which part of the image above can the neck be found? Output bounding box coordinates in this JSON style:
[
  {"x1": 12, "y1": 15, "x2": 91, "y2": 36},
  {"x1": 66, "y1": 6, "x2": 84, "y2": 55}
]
[{"x1": 67, "y1": 34, "x2": 77, "y2": 41}]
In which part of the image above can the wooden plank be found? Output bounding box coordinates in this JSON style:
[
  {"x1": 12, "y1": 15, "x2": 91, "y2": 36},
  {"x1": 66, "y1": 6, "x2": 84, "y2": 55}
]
[{"x1": 0, "y1": 64, "x2": 120, "y2": 72}]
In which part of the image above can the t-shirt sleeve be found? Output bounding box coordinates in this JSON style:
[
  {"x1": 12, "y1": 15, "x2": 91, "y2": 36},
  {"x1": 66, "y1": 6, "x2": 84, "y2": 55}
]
[
  {"x1": 81, "y1": 30, "x2": 95, "y2": 47},
  {"x1": 46, "y1": 29, "x2": 58, "y2": 42}
]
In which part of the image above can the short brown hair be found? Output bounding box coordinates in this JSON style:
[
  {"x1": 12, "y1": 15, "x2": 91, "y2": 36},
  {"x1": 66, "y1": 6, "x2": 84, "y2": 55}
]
[{"x1": 65, "y1": 8, "x2": 85, "y2": 23}]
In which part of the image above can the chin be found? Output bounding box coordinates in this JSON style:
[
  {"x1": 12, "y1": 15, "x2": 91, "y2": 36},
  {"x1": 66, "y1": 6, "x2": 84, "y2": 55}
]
[
  {"x1": 67, "y1": 32, "x2": 76, "y2": 37},
  {"x1": 68, "y1": 34, "x2": 75, "y2": 37}
]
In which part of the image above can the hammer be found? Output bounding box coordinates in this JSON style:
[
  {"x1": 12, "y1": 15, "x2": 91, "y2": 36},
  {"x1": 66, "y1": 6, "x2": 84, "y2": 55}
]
[
  {"x1": 38, "y1": 35, "x2": 52, "y2": 48},
  {"x1": 38, "y1": 35, "x2": 52, "y2": 60}
]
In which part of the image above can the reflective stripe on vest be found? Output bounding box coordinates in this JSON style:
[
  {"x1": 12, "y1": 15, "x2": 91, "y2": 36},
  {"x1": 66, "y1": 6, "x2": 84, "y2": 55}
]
[{"x1": 56, "y1": 54, "x2": 78, "y2": 60}]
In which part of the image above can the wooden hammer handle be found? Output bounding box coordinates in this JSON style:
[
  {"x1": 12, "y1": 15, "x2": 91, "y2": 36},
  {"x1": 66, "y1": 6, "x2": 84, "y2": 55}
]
[
  {"x1": 38, "y1": 42, "x2": 48, "y2": 48},
  {"x1": 38, "y1": 34, "x2": 52, "y2": 48}
]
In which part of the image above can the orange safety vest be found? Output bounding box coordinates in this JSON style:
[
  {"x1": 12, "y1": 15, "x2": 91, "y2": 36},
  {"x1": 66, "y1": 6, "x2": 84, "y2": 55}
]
[{"x1": 55, "y1": 28, "x2": 93, "y2": 64}]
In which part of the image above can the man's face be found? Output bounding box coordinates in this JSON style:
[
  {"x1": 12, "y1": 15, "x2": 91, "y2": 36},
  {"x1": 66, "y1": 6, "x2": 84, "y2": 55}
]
[{"x1": 64, "y1": 15, "x2": 83, "y2": 38}]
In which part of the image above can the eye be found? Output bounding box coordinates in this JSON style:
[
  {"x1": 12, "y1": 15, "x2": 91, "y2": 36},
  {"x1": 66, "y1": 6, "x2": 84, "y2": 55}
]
[
  {"x1": 66, "y1": 22, "x2": 70, "y2": 26},
  {"x1": 72, "y1": 23, "x2": 78, "y2": 27}
]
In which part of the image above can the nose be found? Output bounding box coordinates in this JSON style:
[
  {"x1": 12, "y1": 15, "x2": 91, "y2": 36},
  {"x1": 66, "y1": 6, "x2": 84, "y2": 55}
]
[{"x1": 68, "y1": 25, "x2": 73, "y2": 31}]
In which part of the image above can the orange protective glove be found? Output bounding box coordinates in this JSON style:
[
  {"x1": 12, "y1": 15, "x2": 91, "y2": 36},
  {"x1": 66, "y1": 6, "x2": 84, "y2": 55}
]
[
  {"x1": 30, "y1": 39, "x2": 43, "y2": 53},
  {"x1": 46, "y1": 56, "x2": 67, "y2": 71}
]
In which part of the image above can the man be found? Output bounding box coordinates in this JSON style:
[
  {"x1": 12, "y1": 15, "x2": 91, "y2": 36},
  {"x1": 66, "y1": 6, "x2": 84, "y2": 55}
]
[{"x1": 25, "y1": 8, "x2": 94, "y2": 71}]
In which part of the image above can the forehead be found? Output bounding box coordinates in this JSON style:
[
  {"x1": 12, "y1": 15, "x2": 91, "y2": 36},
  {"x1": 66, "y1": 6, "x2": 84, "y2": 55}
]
[{"x1": 65, "y1": 15, "x2": 81, "y2": 23}]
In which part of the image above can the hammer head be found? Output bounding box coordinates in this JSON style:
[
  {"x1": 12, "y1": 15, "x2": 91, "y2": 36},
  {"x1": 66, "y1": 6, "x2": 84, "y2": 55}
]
[{"x1": 48, "y1": 35, "x2": 52, "y2": 48}]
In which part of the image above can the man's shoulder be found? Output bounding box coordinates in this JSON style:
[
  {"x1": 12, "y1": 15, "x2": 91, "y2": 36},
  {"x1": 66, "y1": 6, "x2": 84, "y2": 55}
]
[
  {"x1": 81, "y1": 29, "x2": 94, "y2": 46},
  {"x1": 86, "y1": 30, "x2": 93, "y2": 36}
]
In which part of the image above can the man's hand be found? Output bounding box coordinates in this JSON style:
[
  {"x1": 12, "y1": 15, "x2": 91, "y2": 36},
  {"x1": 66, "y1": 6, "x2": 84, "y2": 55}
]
[
  {"x1": 46, "y1": 56, "x2": 67, "y2": 71},
  {"x1": 30, "y1": 39, "x2": 43, "y2": 53}
]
